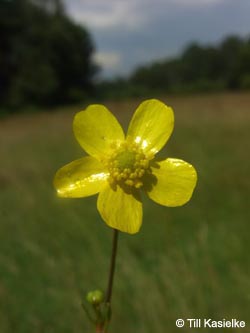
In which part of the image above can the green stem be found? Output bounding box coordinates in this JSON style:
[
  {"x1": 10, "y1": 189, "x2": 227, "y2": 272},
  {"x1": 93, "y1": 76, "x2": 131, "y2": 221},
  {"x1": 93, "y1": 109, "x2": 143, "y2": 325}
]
[
  {"x1": 106, "y1": 229, "x2": 119, "y2": 304},
  {"x1": 96, "y1": 229, "x2": 119, "y2": 333}
]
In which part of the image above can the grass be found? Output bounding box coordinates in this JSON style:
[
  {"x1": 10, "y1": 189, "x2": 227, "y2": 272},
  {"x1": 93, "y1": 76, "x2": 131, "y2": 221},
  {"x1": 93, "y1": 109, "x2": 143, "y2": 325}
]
[{"x1": 0, "y1": 92, "x2": 249, "y2": 332}]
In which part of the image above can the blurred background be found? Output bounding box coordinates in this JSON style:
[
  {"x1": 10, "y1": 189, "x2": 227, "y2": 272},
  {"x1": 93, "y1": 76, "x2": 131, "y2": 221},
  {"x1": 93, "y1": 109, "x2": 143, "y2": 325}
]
[{"x1": 0, "y1": 0, "x2": 249, "y2": 332}]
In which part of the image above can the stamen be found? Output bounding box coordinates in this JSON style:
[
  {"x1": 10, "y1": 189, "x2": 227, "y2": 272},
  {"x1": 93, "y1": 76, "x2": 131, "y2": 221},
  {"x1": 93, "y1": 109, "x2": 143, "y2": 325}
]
[{"x1": 104, "y1": 141, "x2": 153, "y2": 189}]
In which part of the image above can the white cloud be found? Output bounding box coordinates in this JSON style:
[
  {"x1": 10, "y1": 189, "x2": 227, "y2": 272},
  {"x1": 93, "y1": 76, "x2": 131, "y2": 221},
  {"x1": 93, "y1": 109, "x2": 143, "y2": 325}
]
[
  {"x1": 93, "y1": 51, "x2": 122, "y2": 70},
  {"x1": 65, "y1": 0, "x2": 250, "y2": 78},
  {"x1": 66, "y1": 0, "x2": 147, "y2": 31},
  {"x1": 66, "y1": 0, "x2": 226, "y2": 32}
]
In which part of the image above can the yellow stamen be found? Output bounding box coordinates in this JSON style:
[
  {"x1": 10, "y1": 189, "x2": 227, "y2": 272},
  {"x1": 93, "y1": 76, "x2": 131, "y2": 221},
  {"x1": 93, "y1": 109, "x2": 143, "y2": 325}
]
[{"x1": 104, "y1": 141, "x2": 153, "y2": 189}]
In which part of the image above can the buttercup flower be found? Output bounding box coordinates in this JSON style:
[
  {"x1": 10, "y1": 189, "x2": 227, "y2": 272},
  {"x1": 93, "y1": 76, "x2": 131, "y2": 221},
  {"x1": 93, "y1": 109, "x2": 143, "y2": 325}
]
[{"x1": 54, "y1": 99, "x2": 197, "y2": 234}]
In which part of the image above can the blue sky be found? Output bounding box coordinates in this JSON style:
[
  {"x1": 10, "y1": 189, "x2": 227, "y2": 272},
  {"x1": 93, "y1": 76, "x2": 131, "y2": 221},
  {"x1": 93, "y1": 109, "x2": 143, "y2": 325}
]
[{"x1": 65, "y1": 0, "x2": 250, "y2": 78}]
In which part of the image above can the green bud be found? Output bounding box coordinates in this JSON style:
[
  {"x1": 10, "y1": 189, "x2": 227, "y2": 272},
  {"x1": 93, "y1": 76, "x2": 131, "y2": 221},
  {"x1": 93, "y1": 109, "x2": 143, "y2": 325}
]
[{"x1": 86, "y1": 290, "x2": 104, "y2": 305}]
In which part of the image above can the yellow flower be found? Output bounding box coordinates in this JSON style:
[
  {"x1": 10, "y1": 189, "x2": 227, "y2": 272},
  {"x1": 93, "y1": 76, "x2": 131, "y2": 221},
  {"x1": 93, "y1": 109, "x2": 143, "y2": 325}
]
[{"x1": 54, "y1": 99, "x2": 197, "y2": 234}]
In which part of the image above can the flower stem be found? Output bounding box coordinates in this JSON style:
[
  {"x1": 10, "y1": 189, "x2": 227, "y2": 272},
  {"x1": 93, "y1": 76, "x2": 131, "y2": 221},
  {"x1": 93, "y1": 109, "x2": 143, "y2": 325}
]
[
  {"x1": 96, "y1": 323, "x2": 104, "y2": 333},
  {"x1": 106, "y1": 229, "x2": 119, "y2": 304},
  {"x1": 95, "y1": 229, "x2": 119, "y2": 333}
]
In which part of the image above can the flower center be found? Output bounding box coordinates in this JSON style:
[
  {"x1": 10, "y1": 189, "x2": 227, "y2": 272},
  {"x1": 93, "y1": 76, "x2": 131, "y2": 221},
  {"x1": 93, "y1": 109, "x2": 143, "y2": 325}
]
[
  {"x1": 115, "y1": 150, "x2": 136, "y2": 170},
  {"x1": 106, "y1": 141, "x2": 152, "y2": 189}
]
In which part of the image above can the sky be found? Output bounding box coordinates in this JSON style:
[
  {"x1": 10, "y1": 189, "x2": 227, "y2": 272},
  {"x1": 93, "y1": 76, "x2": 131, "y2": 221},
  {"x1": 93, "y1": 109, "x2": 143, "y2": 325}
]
[{"x1": 65, "y1": 0, "x2": 250, "y2": 78}]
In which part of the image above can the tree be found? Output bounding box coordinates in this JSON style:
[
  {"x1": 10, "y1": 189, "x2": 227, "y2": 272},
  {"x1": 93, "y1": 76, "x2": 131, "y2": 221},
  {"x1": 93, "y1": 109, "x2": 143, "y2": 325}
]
[
  {"x1": 127, "y1": 35, "x2": 250, "y2": 95},
  {"x1": 0, "y1": 0, "x2": 98, "y2": 108},
  {"x1": 219, "y1": 36, "x2": 244, "y2": 89}
]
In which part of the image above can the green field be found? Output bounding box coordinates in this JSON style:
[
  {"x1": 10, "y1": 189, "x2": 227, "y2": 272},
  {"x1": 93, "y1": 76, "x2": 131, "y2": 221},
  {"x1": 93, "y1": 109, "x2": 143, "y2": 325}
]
[{"x1": 0, "y1": 93, "x2": 249, "y2": 332}]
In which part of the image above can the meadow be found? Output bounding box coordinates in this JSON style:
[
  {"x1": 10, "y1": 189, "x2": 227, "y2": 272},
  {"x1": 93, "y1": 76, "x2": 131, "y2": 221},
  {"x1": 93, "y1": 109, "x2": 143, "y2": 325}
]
[{"x1": 0, "y1": 92, "x2": 249, "y2": 333}]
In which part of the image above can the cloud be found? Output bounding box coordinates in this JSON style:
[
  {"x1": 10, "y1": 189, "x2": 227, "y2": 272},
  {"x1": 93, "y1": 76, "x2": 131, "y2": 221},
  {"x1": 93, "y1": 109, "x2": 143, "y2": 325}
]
[
  {"x1": 66, "y1": 0, "x2": 227, "y2": 33},
  {"x1": 67, "y1": 0, "x2": 147, "y2": 31},
  {"x1": 93, "y1": 51, "x2": 122, "y2": 70},
  {"x1": 65, "y1": 0, "x2": 250, "y2": 78}
]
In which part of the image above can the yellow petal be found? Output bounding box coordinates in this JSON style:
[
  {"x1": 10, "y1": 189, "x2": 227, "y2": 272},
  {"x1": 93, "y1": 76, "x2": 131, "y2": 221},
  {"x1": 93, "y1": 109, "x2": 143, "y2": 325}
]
[
  {"x1": 127, "y1": 99, "x2": 174, "y2": 154},
  {"x1": 54, "y1": 156, "x2": 108, "y2": 198},
  {"x1": 97, "y1": 185, "x2": 142, "y2": 234},
  {"x1": 145, "y1": 158, "x2": 197, "y2": 206},
  {"x1": 73, "y1": 105, "x2": 125, "y2": 159}
]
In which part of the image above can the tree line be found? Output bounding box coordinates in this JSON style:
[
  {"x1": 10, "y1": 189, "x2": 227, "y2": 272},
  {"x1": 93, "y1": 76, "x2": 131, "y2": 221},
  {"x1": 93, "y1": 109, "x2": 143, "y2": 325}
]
[
  {"x1": 132, "y1": 35, "x2": 250, "y2": 92},
  {"x1": 0, "y1": 0, "x2": 97, "y2": 110},
  {"x1": 99, "y1": 35, "x2": 250, "y2": 99}
]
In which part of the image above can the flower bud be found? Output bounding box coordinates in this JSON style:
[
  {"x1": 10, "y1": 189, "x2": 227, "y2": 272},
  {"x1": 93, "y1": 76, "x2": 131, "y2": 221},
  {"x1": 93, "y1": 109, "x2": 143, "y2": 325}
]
[{"x1": 86, "y1": 290, "x2": 104, "y2": 305}]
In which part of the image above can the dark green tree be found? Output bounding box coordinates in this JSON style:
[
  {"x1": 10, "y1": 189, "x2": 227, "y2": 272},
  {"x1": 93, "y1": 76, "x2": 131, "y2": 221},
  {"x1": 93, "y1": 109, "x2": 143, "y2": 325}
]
[
  {"x1": 0, "y1": 0, "x2": 98, "y2": 109},
  {"x1": 238, "y1": 38, "x2": 250, "y2": 89},
  {"x1": 219, "y1": 36, "x2": 244, "y2": 89},
  {"x1": 127, "y1": 34, "x2": 250, "y2": 96}
]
